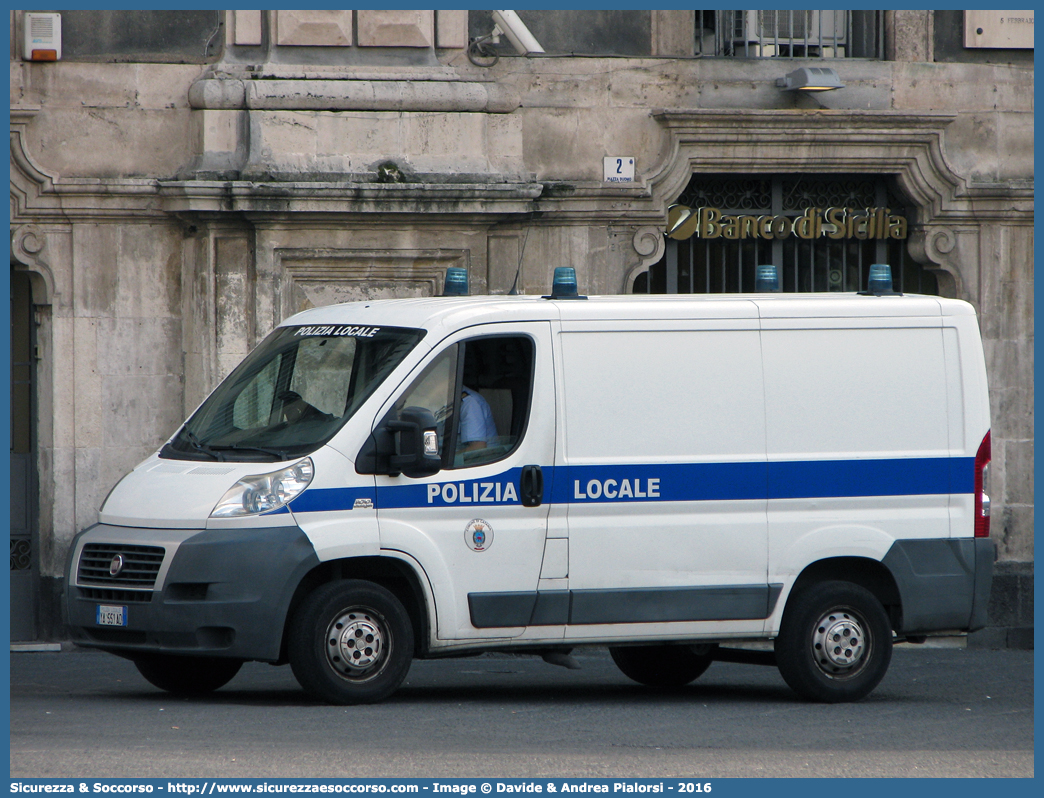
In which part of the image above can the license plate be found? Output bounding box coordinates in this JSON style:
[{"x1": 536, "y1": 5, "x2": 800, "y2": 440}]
[{"x1": 96, "y1": 605, "x2": 127, "y2": 627}]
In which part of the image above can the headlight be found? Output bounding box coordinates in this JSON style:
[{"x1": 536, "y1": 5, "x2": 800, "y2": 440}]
[{"x1": 210, "y1": 458, "x2": 314, "y2": 518}]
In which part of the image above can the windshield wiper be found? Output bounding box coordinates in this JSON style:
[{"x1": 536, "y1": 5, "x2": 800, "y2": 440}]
[
  {"x1": 208, "y1": 443, "x2": 291, "y2": 461},
  {"x1": 183, "y1": 429, "x2": 222, "y2": 461}
]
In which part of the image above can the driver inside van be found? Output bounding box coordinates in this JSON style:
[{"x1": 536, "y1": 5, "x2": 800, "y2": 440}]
[{"x1": 459, "y1": 386, "x2": 498, "y2": 452}]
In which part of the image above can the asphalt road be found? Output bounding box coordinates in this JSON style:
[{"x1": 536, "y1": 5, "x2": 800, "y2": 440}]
[{"x1": 8, "y1": 644, "x2": 1033, "y2": 779}]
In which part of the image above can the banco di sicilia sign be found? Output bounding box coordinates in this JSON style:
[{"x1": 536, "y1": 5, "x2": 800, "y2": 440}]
[{"x1": 666, "y1": 204, "x2": 909, "y2": 241}]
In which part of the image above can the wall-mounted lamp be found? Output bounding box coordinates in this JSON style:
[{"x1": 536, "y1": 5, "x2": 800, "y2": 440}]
[{"x1": 776, "y1": 66, "x2": 844, "y2": 92}]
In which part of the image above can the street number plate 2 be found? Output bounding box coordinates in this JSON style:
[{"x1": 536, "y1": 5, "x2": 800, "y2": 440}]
[{"x1": 96, "y1": 604, "x2": 127, "y2": 627}]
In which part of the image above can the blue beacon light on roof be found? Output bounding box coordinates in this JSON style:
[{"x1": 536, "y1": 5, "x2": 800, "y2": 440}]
[
  {"x1": 867, "y1": 263, "x2": 894, "y2": 295},
  {"x1": 443, "y1": 267, "x2": 469, "y2": 296},
  {"x1": 755, "y1": 264, "x2": 780, "y2": 293},
  {"x1": 547, "y1": 267, "x2": 586, "y2": 300}
]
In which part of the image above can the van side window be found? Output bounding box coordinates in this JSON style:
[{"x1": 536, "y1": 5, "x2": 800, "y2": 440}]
[
  {"x1": 455, "y1": 336, "x2": 534, "y2": 468},
  {"x1": 394, "y1": 335, "x2": 534, "y2": 469}
]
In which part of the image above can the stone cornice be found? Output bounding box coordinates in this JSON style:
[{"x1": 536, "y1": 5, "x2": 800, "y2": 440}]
[
  {"x1": 12, "y1": 106, "x2": 551, "y2": 221},
  {"x1": 12, "y1": 104, "x2": 1032, "y2": 226},
  {"x1": 10, "y1": 107, "x2": 167, "y2": 221},
  {"x1": 648, "y1": 109, "x2": 1033, "y2": 224},
  {"x1": 10, "y1": 108, "x2": 54, "y2": 190},
  {"x1": 189, "y1": 65, "x2": 521, "y2": 114},
  {"x1": 156, "y1": 179, "x2": 545, "y2": 217}
]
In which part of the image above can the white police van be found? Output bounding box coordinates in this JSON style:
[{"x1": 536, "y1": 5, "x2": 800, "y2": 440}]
[{"x1": 66, "y1": 267, "x2": 993, "y2": 704}]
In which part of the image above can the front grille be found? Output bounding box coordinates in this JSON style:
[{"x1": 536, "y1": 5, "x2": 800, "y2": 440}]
[
  {"x1": 78, "y1": 543, "x2": 165, "y2": 588},
  {"x1": 78, "y1": 586, "x2": 154, "y2": 604}
]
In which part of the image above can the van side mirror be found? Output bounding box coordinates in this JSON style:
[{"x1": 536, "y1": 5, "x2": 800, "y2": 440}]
[{"x1": 356, "y1": 406, "x2": 441, "y2": 479}]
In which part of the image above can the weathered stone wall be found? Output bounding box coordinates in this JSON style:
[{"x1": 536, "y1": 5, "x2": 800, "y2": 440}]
[
  {"x1": 10, "y1": 219, "x2": 188, "y2": 579},
  {"x1": 11, "y1": 62, "x2": 204, "y2": 178}
]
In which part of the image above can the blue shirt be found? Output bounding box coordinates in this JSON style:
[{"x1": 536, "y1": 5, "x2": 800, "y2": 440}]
[{"x1": 459, "y1": 387, "x2": 498, "y2": 445}]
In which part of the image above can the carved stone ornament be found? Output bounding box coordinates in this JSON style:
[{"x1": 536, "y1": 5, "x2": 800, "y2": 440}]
[
  {"x1": 622, "y1": 226, "x2": 668, "y2": 292},
  {"x1": 11, "y1": 224, "x2": 45, "y2": 265},
  {"x1": 10, "y1": 223, "x2": 59, "y2": 306},
  {"x1": 632, "y1": 226, "x2": 665, "y2": 261},
  {"x1": 904, "y1": 225, "x2": 962, "y2": 298},
  {"x1": 927, "y1": 226, "x2": 957, "y2": 257}
]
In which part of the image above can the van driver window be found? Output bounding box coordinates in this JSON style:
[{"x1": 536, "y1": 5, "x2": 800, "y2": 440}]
[{"x1": 394, "y1": 335, "x2": 534, "y2": 469}]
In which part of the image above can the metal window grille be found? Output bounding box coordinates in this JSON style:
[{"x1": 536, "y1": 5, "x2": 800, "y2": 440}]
[
  {"x1": 635, "y1": 175, "x2": 938, "y2": 296},
  {"x1": 695, "y1": 10, "x2": 885, "y2": 59}
]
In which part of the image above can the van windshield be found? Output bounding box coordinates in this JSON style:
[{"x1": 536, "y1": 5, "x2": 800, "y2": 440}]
[{"x1": 162, "y1": 324, "x2": 425, "y2": 462}]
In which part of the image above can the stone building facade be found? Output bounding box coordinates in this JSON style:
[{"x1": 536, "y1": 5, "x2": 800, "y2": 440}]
[{"x1": 9, "y1": 10, "x2": 1032, "y2": 644}]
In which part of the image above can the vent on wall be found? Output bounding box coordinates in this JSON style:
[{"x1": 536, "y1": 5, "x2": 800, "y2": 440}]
[{"x1": 24, "y1": 12, "x2": 62, "y2": 61}]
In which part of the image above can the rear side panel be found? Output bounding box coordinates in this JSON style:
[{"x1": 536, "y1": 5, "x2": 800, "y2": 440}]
[
  {"x1": 763, "y1": 315, "x2": 953, "y2": 630},
  {"x1": 763, "y1": 299, "x2": 991, "y2": 635}
]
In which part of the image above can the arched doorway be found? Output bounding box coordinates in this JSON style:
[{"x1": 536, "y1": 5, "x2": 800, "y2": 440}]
[{"x1": 634, "y1": 174, "x2": 938, "y2": 295}]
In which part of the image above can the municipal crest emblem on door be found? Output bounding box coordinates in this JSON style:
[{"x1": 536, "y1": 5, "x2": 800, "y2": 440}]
[{"x1": 464, "y1": 519, "x2": 493, "y2": 552}]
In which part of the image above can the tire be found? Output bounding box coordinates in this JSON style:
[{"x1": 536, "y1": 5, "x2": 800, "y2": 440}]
[
  {"x1": 134, "y1": 655, "x2": 242, "y2": 696},
  {"x1": 609, "y1": 644, "x2": 715, "y2": 687},
  {"x1": 288, "y1": 580, "x2": 414, "y2": 705},
  {"x1": 774, "y1": 581, "x2": 893, "y2": 703}
]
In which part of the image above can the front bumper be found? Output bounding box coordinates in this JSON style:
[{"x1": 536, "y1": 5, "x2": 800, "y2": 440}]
[{"x1": 66, "y1": 523, "x2": 319, "y2": 662}]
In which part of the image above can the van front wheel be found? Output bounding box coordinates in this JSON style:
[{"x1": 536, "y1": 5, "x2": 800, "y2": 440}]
[
  {"x1": 609, "y1": 645, "x2": 714, "y2": 687},
  {"x1": 775, "y1": 581, "x2": 892, "y2": 703},
  {"x1": 288, "y1": 580, "x2": 413, "y2": 705}
]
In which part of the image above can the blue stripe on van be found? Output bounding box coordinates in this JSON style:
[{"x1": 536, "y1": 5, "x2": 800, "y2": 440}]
[
  {"x1": 288, "y1": 457, "x2": 975, "y2": 513},
  {"x1": 553, "y1": 462, "x2": 765, "y2": 504},
  {"x1": 377, "y1": 467, "x2": 527, "y2": 509},
  {"x1": 766, "y1": 457, "x2": 973, "y2": 500},
  {"x1": 949, "y1": 457, "x2": 977, "y2": 494}
]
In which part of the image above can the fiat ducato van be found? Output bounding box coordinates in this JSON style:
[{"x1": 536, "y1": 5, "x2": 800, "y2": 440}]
[{"x1": 66, "y1": 287, "x2": 993, "y2": 704}]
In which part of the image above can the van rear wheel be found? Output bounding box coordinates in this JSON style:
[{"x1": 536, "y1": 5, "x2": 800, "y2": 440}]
[
  {"x1": 609, "y1": 644, "x2": 714, "y2": 687},
  {"x1": 133, "y1": 655, "x2": 242, "y2": 695},
  {"x1": 288, "y1": 580, "x2": 413, "y2": 705},
  {"x1": 775, "y1": 581, "x2": 892, "y2": 703}
]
